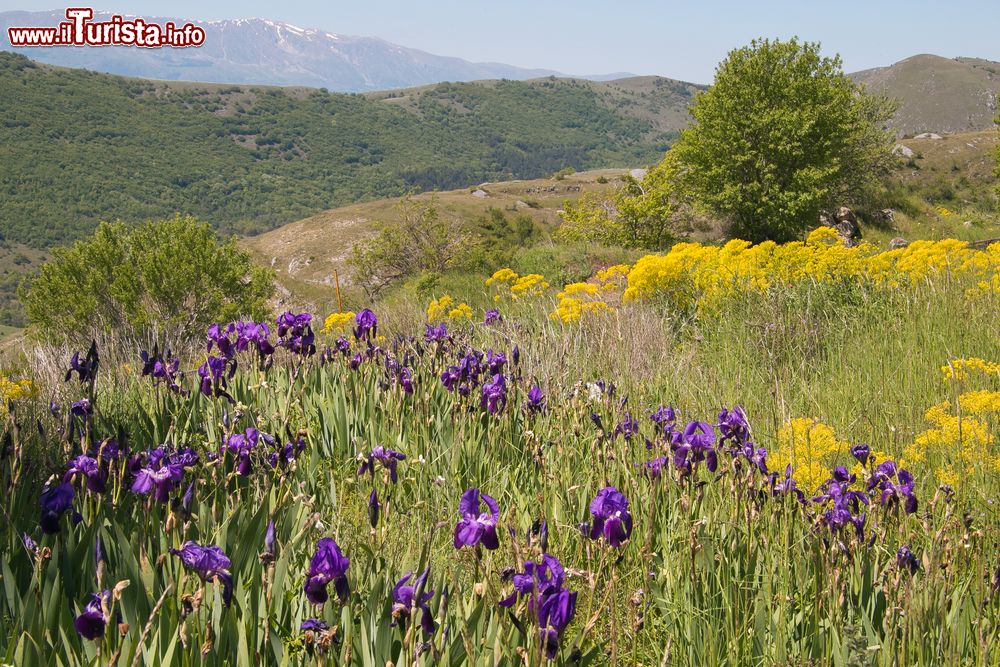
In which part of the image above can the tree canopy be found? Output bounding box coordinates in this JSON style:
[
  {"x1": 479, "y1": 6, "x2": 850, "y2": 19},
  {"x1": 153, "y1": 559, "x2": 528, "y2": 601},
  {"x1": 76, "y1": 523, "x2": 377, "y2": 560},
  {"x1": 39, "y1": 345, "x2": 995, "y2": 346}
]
[
  {"x1": 21, "y1": 216, "x2": 274, "y2": 343},
  {"x1": 667, "y1": 38, "x2": 897, "y2": 242}
]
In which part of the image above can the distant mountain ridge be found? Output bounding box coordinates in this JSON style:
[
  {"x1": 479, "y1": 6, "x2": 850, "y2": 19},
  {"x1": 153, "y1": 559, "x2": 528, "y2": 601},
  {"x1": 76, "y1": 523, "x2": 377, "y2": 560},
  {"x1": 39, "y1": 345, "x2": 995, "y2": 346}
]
[
  {"x1": 852, "y1": 54, "x2": 1000, "y2": 135},
  {"x1": 0, "y1": 10, "x2": 636, "y2": 91}
]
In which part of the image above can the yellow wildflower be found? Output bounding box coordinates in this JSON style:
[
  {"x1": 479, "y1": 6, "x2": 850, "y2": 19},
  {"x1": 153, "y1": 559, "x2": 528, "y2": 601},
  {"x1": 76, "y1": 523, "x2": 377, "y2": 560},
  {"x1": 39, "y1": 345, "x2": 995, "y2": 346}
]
[
  {"x1": 770, "y1": 417, "x2": 849, "y2": 492},
  {"x1": 0, "y1": 375, "x2": 35, "y2": 403},
  {"x1": 322, "y1": 311, "x2": 357, "y2": 333}
]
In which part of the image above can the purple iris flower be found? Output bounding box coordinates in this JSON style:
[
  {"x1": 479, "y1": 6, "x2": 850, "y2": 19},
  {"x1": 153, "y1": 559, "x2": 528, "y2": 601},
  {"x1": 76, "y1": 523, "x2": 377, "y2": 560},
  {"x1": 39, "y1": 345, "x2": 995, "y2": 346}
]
[
  {"x1": 851, "y1": 443, "x2": 871, "y2": 465},
  {"x1": 263, "y1": 520, "x2": 277, "y2": 560},
  {"x1": 170, "y1": 541, "x2": 233, "y2": 606},
  {"x1": 643, "y1": 457, "x2": 669, "y2": 479},
  {"x1": 672, "y1": 421, "x2": 718, "y2": 474},
  {"x1": 813, "y1": 473, "x2": 870, "y2": 540},
  {"x1": 223, "y1": 427, "x2": 275, "y2": 476},
  {"x1": 484, "y1": 309, "x2": 501, "y2": 325},
  {"x1": 499, "y1": 553, "x2": 565, "y2": 609},
  {"x1": 335, "y1": 336, "x2": 352, "y2": 355},
  {"x1": 354, "y1": 309, "x2": 378, "y2": 340},
  {"x1": 537, "y1": 582, "x2": 577, "y2": 659},
  {"x1": 74, "y1": 590, "x2": 110, "y2": 640},
  {"x1": 65, "y1": 341, "x2": 99, "y2": 383},
  {"x1": 769, "y1": 465, "x2": 806, "y2": 503},
  {"x1": 868, "y1": 460, "x2": 918, "y2": 514},
  {"x1": 357, "y1": 446, "x2": 406, "y2": 483},
  {"x1": 276, "y1": 312, "x2": 316, "y2": 356},
  {"x1": 367, "y1": 489, "x2": 381, "y2": 528},
  {"x1": 304, "y1": 538, "x2": 350, "y2": 605},
  {"x1": 392, "y1": 570, "x2": 436, "y2": 635},
  {"x1": 454, "y1": 488, "x2": 500, "y2": 550},
  {"x1": 587, "y1": 487, "x2": 632, "y2": 547},
  {"x1": 70, "y1": 399, "x2": 92, "y2": 419},
  {"x1": 301, "y1": 619, "x2": 329, "y2": 632},
  {"x1": 525, "y1": 386, "x2": 546, "y2": 414},
  {"x1": 234, "y1": 321, "x2": 275, "y2": 359},
  {"x1": 481, "y1": 374, "x2": 508, "y2": 414},
  {"x1": 64, "y1": 455, "x2": 107, "y2": 494},
  {"x1": 140, "y1": 347, "x2": 186, "y2": 394},
  {"x1": 207, "y1": 323, "x2": 234, "y2": 358},
  {"x1": 269, "y1": 436, "x2": 306, "y2": 470},
  {"x1": 198, "y1": 355, "x2": 235, "y2": 400},
  {"x1": 131, "y1": 447, "x2": 197, "y2": 503},
  {"x1": 424, "y1": 322, "x2": 449, "y2": 343},
  {"x1": 486, "y1": 350, "x2": 507, "y2": 375},
  {"x1": 651, "y1": 405, "x2": 676, "y2": 429},
  {"x1": 178, "y1": 481, "x2": 196, "y2": 516},
  {"x1": 440, "y1": 366, "x2": 461, "y2": 392},
  {"x1": 717, "y1": 406, "x2": 750, "y2": 444},
  {"x1": 39, "y1": 481, "x2": 74, "y2": 534},
  {"x1": 399, "y1": 367, "x2": 415, "y2": 394},
  {"x1": 614, "y1": 412, "x2": 640, "y2": 440},
  {"x1": 897, "y1": 545, "x2": 920, "y2": 575}
]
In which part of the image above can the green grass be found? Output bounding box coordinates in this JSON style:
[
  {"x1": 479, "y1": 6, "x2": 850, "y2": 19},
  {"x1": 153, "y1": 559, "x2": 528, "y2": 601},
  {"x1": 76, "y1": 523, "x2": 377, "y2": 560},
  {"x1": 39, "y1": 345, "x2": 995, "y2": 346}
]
[{"x1": 1, "y1": 267, "x2": 997, "y2": 665}]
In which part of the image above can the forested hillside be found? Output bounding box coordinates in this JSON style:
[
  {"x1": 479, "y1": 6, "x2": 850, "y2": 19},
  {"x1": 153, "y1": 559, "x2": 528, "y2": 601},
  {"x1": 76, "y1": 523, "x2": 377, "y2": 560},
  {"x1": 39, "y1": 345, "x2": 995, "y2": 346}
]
[{"x1": 0, "y1": 53, "x2": 698, "y2": 248}]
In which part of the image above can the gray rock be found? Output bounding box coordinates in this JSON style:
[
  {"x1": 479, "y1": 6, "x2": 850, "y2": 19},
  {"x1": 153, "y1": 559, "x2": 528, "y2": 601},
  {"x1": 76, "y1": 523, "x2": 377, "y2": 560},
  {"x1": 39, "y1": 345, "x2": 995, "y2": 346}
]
[
  {"x1": 471, "y1": 189, "x2": 488, "y2": 198},
  {"x1": 877, "y1": 208, "x2": 895, "y2": 223},
  {"x1": 833, "y1": 206, "x2": 861, "y2": 242},
  {"x1": 892, "y1": 144, "x2": 915, "y2": 158},
  {"x1": 889, "y1": 237, "x2": 909, "y2": 249}
]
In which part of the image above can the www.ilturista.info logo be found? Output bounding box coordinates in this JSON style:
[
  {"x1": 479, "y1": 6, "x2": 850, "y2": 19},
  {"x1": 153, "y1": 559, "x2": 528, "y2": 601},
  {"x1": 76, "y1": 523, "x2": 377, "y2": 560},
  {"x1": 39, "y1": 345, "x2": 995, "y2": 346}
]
[{"x1": 7, "y1": 8, "x2": 206, "y2": 48}]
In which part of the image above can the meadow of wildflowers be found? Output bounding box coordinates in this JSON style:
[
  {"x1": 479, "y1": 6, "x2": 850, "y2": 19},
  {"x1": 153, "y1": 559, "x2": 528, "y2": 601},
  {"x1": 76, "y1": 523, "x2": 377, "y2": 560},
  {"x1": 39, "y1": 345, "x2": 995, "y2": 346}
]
[{"x1": 1, "y1": 229, "x2": 998, "y2": 666}]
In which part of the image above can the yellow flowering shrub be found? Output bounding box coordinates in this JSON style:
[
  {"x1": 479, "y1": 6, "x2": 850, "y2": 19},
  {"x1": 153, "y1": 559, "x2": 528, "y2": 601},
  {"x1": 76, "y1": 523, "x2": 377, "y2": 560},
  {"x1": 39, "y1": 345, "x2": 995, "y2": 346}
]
[
  {"x1": 595, "y1": 264, "x2": 631, "y2": 290},
  {"x1": 427, "y1": 295, "x2": 473, "y2": 322},
  {"x1": 550, "y1": 297, "x2": 613, "y2": 323},
  {"x1": 906, "y1": 384, "x2": 1000, "y2": 485},
  {"x1": 510, "y1": 274, "x2": 549, "y2": 298},
  {"x1": 805, "y1": 225, "x2": 841, "y2": 246},
  {"x1": 770, "y1": 417, "x2": 849, "y2": 492},
  {"x1": 549, "y1": 281, "x2": 615, "y2": 323},
  {"x1": 447, "y1": 302, "x2": 473, "y2": 320},
  {"x1": 322, "y1": 311, "x2": 356, "y2": 333},
  {"x1": 941, "y1": 357, "x2": 1000, "y2": 383},
  {"x1": 485, "y1": 268, "x2": 518, "y2": 287},
  {"x1": 560, "y1": 282, "x2": 599, "y2": 297},
  {"x1": 0, "y1": 375, "x2": 35, "y2": 404},
  {"x1": 622, "y1": 231, "x2": 1000, "y2": 313},
  {"x1": 486, "y1": 269, "x2": 550, "y2": 300}
]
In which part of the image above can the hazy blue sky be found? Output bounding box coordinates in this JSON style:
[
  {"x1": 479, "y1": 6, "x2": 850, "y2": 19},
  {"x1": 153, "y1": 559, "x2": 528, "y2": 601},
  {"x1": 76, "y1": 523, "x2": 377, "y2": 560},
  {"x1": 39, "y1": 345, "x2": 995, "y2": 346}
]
[{"x1": 10, "y1": 1, "x2": 1000, "y2": 82}]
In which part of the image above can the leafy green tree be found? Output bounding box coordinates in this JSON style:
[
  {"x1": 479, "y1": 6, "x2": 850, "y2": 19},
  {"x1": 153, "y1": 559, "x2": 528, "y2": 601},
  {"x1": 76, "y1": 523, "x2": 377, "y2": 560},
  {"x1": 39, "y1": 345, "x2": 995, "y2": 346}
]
[
  {"x1": 666, "y1": 38, "x2": 897, "y2": 242},
  {"x1": 21, "y1": 215, "x2": 274, "y2": 342},
  {"x1": 557, "y1": 163, "x2": 680, "y2": 249}
]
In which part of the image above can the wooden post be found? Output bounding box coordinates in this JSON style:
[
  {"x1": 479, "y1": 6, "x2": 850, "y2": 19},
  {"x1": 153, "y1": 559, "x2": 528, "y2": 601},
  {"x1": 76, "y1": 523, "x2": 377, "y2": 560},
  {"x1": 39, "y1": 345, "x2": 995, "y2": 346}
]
[{"x1": 334, "y1": 270, "x2": 343, "y2": 311}]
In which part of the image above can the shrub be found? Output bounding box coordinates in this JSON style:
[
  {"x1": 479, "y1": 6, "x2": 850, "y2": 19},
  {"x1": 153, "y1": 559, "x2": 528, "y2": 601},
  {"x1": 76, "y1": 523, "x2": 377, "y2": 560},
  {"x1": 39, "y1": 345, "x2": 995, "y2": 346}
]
[{"x1": 21, "y1": 215, "x2": 273, "y2": 343}]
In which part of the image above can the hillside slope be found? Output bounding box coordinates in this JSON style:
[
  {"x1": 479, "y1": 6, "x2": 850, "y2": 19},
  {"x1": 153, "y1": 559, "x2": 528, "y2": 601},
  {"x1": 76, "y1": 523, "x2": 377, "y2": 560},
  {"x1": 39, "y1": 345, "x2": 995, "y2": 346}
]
[
  {"x1": 242, "y1": 169, "x2": 630, "y2": 303},
  {"x1": 246, "y1": 129, "x2": 999, "y2": 308},
  {"x1": 0, "y1": 52, "x2": 699, "y2": 249},
  {"x1": 852, "y1": 54, "x2": 1000, "y2": 135}
]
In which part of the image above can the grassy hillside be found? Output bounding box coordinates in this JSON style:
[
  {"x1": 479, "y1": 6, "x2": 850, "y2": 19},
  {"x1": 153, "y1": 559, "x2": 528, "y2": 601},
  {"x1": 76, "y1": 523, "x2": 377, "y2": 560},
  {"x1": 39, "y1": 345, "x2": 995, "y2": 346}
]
[
  {"x1": 245, "y1": 129, "x2": 998, "y2": 312},
  {"x1": 0, "y1": 52, "x2": 700, "y2": 249},
  {"x1": 243, "y1": 168, "x2": 634, "y2": 310},
  {"x1": 852, "y1": 54, "x2": 1000, "y2": 136}
]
